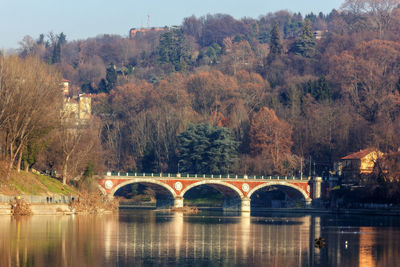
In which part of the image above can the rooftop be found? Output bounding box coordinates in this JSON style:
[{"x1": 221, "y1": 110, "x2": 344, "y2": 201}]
[{"x1": 341, "y1": 148, "x2": 377, "y2": 160}]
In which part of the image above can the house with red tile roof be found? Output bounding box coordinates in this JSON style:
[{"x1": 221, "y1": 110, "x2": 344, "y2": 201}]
[{"x1": 338, "y1": 148, "x2": 382, "y2": 183}]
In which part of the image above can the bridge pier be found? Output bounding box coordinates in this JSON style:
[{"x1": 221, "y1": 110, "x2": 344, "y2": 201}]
[
  {"x1": 312, "y1": 177, "x2": 322, "y2": 206},
  {"x1": 241, "y1": 197, "x2": 251, "y2": 213},
  {"x1": 173, "y1": 196, "x2": 184, "y2": 209}
]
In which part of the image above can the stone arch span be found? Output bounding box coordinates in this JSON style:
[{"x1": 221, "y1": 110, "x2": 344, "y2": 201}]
[
  {"x1": 180, "y1": 181, "x2": 245, "y2": 199},
  {"x1": 180, "y1": 181, "x2": 245, "y2": 211},
  {"x1": 109, "y1": 179, "x2": 178, "y2": 209},
  {"x1": 110, "y1": 179, "x2": 177, "y2": 198},
  {"x1": 247, "y1": 182, "x2": 311, "y2": 202}
]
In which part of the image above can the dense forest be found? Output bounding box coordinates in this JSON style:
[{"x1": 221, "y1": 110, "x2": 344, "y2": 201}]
[{"x1": 2, "y1": 0, "x2": 400, "y2": 186}]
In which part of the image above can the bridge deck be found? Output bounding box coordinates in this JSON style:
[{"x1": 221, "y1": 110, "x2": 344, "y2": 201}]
[{"x1": 103, "y1": 172, "x2": 311, "y2": 182}]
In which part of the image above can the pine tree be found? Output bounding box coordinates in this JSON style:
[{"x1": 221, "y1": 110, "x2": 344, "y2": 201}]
[
  {"x1": 268, "y1": 21, "x2": 283, "y2": 61},
  {"x1": 290, "y1": 19, "x2": 316, "y2": 58},
  {"x1": 157, "y1": 28, "x2": 192, "y2": 72},
  {"x1": 177, "y1": 124, "x2": 238, "y2": 174},
  {"x1": 313, "y1": 75, "x2": 331, "y2": 101},
  {"x1": 51, "y1": 42, "x2": 61, "y2": 64},
  {"x1": 105, "y1": 64, "x2": 117, "y2": 92},
  {"x1": 50, "y1": 33, "x2": 66, "y2": 64}
]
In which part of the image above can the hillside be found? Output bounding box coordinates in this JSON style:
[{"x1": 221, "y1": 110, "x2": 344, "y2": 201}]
[
  {"x1": 0, "y1": 166, "x2": 77, "y2": 196},
  {"x1": 3, "y1": 1, "x2": 400, "y2": 184}
]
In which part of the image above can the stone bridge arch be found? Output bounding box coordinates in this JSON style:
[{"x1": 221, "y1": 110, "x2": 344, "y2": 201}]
[
  {"x1": 109, "y1": 179, "x2": 177, "y2": 198},
  {"x1": 180, "y1": 181, "x2": 245, "y2": 212},
  {"x1": 180, "y1": 180, "x2": 245, "y2": 199},
  {"x1": 247, "y1": 182, "x2": 311, "y2": 203},
  {"x1": 104, "y1": 179, "x2": 178, "y2": 209}
]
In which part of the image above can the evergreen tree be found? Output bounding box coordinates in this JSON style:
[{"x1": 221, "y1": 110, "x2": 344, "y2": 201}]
[
  {"x1": 141, "y1": 143, "x2": 158, "y2": 172},
  {"x1": 157, "y1": 28, "x2": 192, "y2": 71},
  {"x1": 302, "y1": 76, "x2": 332, "y2": 101},
  {"x1": 97, "y1": 79, "x2": 107, "y2": 93},
  {"x1": 58, "y1": 32, "x2": 67, "y2": 45},
  {"x1": 51, "y1": 42, "x2": 61, "y2": 64},
  {"x1": 268, "y1": 21, "x2": 283, "y2": 61},
  {"x1": 313, "y1": 75, "x2": 331, "y2": 101},
  {"x1": 290, "y1": 19, "x2": 316, "y2": 58},
  {"x1": 79, "y1": 163, "x2": 96, "y2": 190},
  {"x1": 177, "y1": 124, "x2": 238, "y2": 174},
  {"x1": 105, "y1": 63, "x2": 117, "y2": 91},
  {"x1": 51, "y1": 32, "x2": 66, "y2": 64},
  {"x1": 81, "y1": 82, "x2": 94, "y2": 94}
]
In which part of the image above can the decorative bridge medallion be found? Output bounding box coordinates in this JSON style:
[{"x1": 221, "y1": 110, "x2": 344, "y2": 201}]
[
  {"x1": 241, "y1": 183, "x2": 250, "y2": 192},
  {"x1": 174, "y1": 182, "x2": 183, "y2": 191},
  {"x1": 104, "y1": 180, "x2": 114, "y2": 190}
]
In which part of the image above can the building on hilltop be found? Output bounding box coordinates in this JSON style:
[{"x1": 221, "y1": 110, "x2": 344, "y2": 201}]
[
  {"x1": 62, "y1": 79, "x2": 70, "y2": 96},
  {"x1": 313, "y1": 30, "x2": 327, "y2": 40},
  {"x1": 129, "y1": 27, "x2": 165, "y2": 39},
  {"x1": 61, "y1": 80, "x2": 92, "y2": 123},
  {"x1": 63, "y1": 94, "x2": 92, "y2": 122}
]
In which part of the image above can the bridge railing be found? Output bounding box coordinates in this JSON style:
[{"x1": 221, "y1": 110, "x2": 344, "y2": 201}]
[{"x1": 104, "y1": 172, "x2": 312, "y2": 181}]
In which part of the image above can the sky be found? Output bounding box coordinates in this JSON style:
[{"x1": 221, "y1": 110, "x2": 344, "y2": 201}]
[{"x1": 0, "y1": 0, "x2": 344, "y2": 49}]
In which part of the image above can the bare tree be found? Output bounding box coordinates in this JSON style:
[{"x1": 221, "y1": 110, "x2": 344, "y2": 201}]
[
  {"x1": 341, "y1": 0, "x2": 400, "y2": 37},
  {"x1": 0, "y1": 55, "x2": 62, "y2": 178}
]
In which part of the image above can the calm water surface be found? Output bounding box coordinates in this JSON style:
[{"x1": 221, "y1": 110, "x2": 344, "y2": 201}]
[{"x1": 1, "y1": 210, "x2": 400, "y2": 266}]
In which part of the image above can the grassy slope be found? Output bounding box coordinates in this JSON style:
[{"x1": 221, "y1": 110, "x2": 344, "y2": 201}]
[{"x1": 0, "y1": 169, "x2": 77, "y2": 196}]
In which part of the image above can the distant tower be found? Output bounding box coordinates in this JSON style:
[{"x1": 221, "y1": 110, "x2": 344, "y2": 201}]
[
  {"x1": 147, "y1": 13, "x2": 150, "y2": 28},
  {"x1": 62, "y1": 79, "x2": 70, "y2": 96}
]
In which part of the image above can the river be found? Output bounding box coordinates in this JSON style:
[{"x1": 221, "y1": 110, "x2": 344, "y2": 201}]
[{"x1": 1, "y1": 210, "x2": 400, "y2": 266}]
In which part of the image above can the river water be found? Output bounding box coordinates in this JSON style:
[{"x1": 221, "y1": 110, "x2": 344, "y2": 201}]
[{"x1": 1, "y1": 210, "x2": 400, "y2": 267}]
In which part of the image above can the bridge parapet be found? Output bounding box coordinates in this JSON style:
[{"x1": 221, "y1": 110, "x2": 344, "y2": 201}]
[{"x1": 104, "y1": 171, "x2": 312, "y2": 182}]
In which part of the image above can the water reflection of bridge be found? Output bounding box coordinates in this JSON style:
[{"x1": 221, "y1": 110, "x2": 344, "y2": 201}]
[{"x1": 104, "y1": 212, "x2": 319, "y2": 266}]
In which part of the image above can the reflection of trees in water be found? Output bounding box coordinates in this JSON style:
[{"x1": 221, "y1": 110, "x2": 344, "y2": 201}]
[
  {"x1": 0, "y1": 215, "x2": 118, "y2": 267},
  {"x1": 0, "y1": 213, "x2": 313, "y2": 266},
  {"x1": 1, "y1": 212, "x2": 399, "y2": 266}
]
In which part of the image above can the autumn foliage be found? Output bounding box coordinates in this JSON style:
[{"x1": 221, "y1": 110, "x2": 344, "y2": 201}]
[
  {"x1": 250, "y1": 107, "x2": 294, "y2": 174},
  {"x1": 4, "y1": 1, "x2": 400, "y2": 180}
]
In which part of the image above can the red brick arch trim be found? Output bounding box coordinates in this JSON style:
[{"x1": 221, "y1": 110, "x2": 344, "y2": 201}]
[
  {"x1": 179, "y1": 180, "x2": 245, "y2": 198},
  {"x1": 247, "y1": 182, "x2": 311, "y2": 202},
  {"x1": 108, "y1": 179, "x2": 178, "y2": 197}
]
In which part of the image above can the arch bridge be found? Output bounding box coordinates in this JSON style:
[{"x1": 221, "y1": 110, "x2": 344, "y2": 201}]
[{"x1": 98, "y1": 172, "x2": 322, "y2": 212}]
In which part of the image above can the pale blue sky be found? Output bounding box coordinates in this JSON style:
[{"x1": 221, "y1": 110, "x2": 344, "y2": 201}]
[{"x1": 0, "y1": 0, "x2": 344, "y2": 49}]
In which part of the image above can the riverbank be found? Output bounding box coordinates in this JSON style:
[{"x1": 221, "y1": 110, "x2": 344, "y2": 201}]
[
  {"x1": 0, "y1": 203, "x2": 73, "y2": 215},
  {"x1": 0, "y1": 168, "x2": 118, "y2": 215},
  {"x1": 0, "y1": 201, "x2": 117, "y2": 215}
]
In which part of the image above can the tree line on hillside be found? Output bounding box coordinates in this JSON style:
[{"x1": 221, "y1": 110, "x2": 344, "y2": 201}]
[
  {"x1": 1, "y1": 0, "x2": 400, "y2": 187},
  {"x1": 0, "y1": 56, "x2": 103, "y2": 186}
]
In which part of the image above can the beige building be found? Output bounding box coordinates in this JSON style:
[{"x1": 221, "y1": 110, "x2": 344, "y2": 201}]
[
  {"x1": 63, "y1": 95, "x2": 91, "y2": 122},
  {"x1": 338, "y1": 148, "x2": 382, "y2": 184},
  {"x1": 61, "y1": 81, "x2": 92, "y2": 122},
  {"x1": 313, "y1": 30, "x2": 327, "y2": 40},
  {"x1": 62, "y1": 79, "x2": 70, "y2": 96}
]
